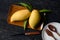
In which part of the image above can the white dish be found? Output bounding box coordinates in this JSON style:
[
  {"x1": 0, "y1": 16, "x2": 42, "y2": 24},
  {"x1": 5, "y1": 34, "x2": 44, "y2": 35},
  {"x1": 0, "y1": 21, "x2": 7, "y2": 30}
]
[{"x1": 42, "y1": 22, "x2": 60, "y2": 40}]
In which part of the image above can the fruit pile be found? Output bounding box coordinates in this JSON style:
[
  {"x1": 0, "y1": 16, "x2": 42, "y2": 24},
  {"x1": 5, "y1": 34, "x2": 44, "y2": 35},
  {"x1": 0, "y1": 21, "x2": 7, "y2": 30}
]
[{"x1": 8, "y1": 2, "x2": 51, "y2": 30}]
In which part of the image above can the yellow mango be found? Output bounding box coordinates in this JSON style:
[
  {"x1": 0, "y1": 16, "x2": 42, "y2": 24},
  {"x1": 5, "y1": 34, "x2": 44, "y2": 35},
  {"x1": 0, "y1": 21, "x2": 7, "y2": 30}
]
[
  {"x1": 10, "y1": 9, "x2": 30, "y2": 22},
  {"x1": 29, "y1": 9, "x2": 41, "y2": 29}
]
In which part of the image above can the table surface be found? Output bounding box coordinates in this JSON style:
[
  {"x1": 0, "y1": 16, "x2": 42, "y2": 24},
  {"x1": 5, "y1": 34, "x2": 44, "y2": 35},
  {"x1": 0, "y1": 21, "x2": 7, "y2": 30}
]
[{"x1": 0, "y1": 0, "x2": 60, "y2": 40}]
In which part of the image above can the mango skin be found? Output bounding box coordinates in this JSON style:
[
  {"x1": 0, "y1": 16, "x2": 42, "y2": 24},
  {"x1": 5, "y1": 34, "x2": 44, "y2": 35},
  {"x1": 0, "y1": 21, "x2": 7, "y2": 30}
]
[
  {"x1": 10, "y1": 9, "x2": 30, "y2": 22},
  {"x1": 29, "y1": 9, "x2": 41, "y2": 29}
]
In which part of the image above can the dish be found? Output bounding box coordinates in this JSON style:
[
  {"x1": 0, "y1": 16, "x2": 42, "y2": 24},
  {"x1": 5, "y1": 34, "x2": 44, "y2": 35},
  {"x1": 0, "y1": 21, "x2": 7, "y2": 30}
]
[
  {"x1": 7, "y1": 4, "x2": 41, "y2": 30},
  {"x1": 42, "y1": 22, "x2": 60, "y2": 40}
]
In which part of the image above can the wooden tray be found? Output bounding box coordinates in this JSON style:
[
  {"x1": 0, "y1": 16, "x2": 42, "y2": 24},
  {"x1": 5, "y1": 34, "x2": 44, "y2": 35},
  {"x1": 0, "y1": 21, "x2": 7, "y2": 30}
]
[{"x1": 7, "y1": 4, "x2": 42, "y2": 30}]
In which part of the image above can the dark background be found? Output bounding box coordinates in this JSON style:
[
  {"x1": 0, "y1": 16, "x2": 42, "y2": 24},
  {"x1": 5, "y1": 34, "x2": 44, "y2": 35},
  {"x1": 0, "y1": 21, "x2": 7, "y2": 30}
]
[{"x1": 0, "y1": 0, "x2": 60, "y2": 40}]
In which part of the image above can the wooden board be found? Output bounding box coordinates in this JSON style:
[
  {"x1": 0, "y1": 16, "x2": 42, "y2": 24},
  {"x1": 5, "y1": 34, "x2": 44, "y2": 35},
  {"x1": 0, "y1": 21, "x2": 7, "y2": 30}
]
[{"x1": 7, "y1": 4, "x2": 42, "y2": 30}]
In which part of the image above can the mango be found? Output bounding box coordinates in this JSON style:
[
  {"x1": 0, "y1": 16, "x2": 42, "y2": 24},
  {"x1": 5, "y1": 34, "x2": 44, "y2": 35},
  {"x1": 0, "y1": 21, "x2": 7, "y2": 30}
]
[
  {"x1": 29, "y1": 9, "x2": 41, "y2": 29},
  {"x1": 10, "y1": 9, "x2": 30, "y2": 22}
]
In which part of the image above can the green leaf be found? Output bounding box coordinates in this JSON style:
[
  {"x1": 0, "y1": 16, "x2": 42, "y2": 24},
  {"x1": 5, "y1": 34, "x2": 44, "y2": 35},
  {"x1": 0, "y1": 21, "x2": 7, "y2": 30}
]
[
  {"x1": 24, "y1": 20, "x2": 28, "y2": 30},
  {"x1": 39, "y1": 9, "x2": 51, "y2": 13},
  {"x1": 19, "y1": 2, "x2": 32, "y2": 11}
]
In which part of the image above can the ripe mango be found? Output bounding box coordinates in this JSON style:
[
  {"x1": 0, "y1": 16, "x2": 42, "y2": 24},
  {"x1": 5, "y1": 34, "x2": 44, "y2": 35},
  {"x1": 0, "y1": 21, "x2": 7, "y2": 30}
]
[
  {"x1": 10, "y1": 9, "x2": 30, "y2": 22},
  {"x1": 29, "y1": 9, "x2": 41, "y2": 29}
]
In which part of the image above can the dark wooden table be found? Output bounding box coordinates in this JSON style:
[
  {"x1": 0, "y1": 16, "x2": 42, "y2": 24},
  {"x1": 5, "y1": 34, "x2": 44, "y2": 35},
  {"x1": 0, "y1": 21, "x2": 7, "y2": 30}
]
[{"x1": 0, "y1": 0, "x2": 60, "y2": 40}]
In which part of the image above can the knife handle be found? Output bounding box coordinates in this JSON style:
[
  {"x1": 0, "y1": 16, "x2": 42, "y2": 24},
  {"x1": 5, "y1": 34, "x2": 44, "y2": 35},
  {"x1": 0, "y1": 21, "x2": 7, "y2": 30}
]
[{"x1": 25, "y1": 32, "x2": 40, "y2": 35}]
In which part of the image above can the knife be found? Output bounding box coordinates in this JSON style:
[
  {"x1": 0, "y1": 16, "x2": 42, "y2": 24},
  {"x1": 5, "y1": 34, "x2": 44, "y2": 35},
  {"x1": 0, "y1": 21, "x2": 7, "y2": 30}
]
[{"x1": 11, "y1": 31, "x2": 40, "y2": 36}]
